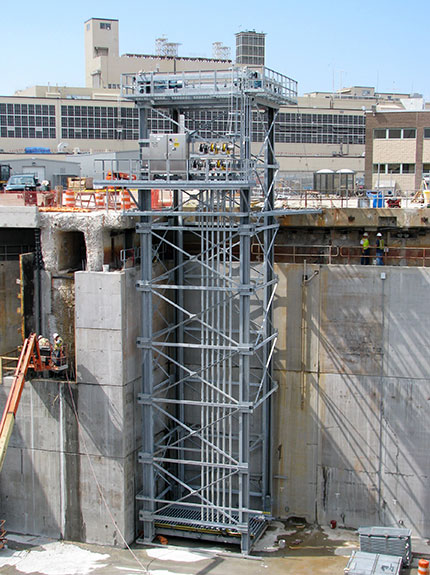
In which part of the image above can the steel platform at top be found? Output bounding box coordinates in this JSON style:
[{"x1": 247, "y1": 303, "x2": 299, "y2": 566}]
[{"x1": 121, "y1": 66, "x2": 297, "y2": 109}]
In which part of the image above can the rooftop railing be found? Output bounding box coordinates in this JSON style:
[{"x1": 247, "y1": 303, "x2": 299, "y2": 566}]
[{"x1": 121, "y1": 66, "x2": 297, "y2": 107}]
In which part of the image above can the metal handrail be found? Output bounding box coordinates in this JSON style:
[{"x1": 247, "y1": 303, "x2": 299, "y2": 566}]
[
  {"x1": 252, "y1": 243, "x2": 339, "y2": 264},
  {"x1": 250, "y1": 243, "x2": 430, "y2": 266},
  {"x1": 120, "y1": 247, "x2": 141, "y2": 267},
  {"x1": 339, "y1": 245, "x2": 430, "y2": 266},
  {"x1": 121, "y1": 66, "x2": 297, "y2": 106}
]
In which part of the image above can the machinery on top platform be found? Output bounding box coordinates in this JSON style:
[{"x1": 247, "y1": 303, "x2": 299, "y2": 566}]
[
  {"x1": 121, "y1": 66, "x2": 297, "y2": 109},
  {"x1": 90, "y1": 66, "x2": 298, "y2": 196}
]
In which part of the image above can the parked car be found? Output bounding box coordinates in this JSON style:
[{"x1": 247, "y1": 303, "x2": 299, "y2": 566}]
[{"x1": 5, "y1": 174, "x2": 40, "y2": 192}]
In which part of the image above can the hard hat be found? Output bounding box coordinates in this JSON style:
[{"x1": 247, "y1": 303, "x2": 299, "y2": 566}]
[
  {"x1": 363, "y1": 232, "x2": 368, "y2": 236},
  {"x1": 377, "y1": 232, "x2": 382, "y2": 236},
  {"x1": 38, "y1": 335, "x2": 43, "y2": 340},
  {"x1": 53, "y1": 332, "x2": 59, "y2": 339}
]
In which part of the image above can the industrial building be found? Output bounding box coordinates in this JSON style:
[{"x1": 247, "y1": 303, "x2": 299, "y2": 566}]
[
  {"x1": 365, "y1": 109, "x2": 430, "y2": 193},
  {"x1": 0, "y1": 16, "x2": 430, "y2": 561},
  {"x1": 1, "y1": 17, "x2": 425, "y2": 191}
]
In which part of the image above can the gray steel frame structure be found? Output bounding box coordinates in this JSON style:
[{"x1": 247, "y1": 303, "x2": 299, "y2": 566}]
[{"x1": 119, "y1": 67, "x2": 297, "y2": 553}]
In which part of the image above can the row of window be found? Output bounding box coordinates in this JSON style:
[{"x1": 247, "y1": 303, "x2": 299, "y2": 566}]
[
  {"x1": 61, "y1": 117, "x2": 138, "y2": 129},
  {"x1": 0, "y1": 116, "x2": 56, "y2": 127},
  {"x1": 1, "y1": 102, "x2": 427, "y2": 148},
  {"x1": 0, "y1": 103, "x2": 55, "y2": 115},
  {"x1": 61, "y1": 106, "x2": 138, "y2": 117},
  {"x1": 237, "y1": 47, "x2": 265, "y2": 56},
  {"x1": 1, "y1": 127, "x2": 55, "y2": 139},
  {"x1": 373, "y1": 128, "x2": 416, "y2": 139},
  {"x1": 279, "y1": 113, "x2": 365, "y2": 125},
  {"x1": 277, "y1": 126, "x2": 364, "y2": 135},
  {"x1": 372, "y1": 163, "x2": 415, "y2": 174},
  {"x1": 236, "y1": 36, "x2": 265, "y2": 46},
  {"x1": 61, "y1": 128, "x2": 136, "y2": 140},
  {"x1": 275, "y1": 133, "x2": 364, "y2": 144},
  {"x1": 374, "y1": 127, "x2": 430, "y2": 140}
]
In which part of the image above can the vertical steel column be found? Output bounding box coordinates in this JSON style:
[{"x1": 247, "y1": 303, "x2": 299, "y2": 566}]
[
  {"x1": 137, "y1": 104, "x2": 155, "y2": 541},
  {"x1": 262, "y1": 106, "x2": 276, "y2": 511},
  {"x1": 171, "y1": 109, "x2": 186, "y2": 496},
  {"x1": 237, "y1": 90, "x2": 252, "y2": 554},
  {"x1": 139, "y1": 107, "x2": 148, "y2": 141},
  {"x1": 239, "y1": 187, "x2": 251, "y2": 554},
  {"x1": 138, "y1": 186, "x2": 155, "y2": 542}
]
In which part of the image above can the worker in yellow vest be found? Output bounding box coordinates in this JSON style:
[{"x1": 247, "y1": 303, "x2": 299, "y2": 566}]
[
  {"x1": 360, "y1": 232, "x2": 370, "y2": 265},
  {"x1": 52, "y1": 332, "x2": 64, "y2": 366},
  {"x1": 376, "y1": 232, "x2": 385, "y2": 265}
]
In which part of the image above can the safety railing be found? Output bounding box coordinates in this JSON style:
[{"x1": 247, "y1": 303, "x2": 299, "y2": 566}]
[
  {"x1": 273, "y1": 189, "x2": 426, "y2": 210},
  {"x1": 120, "y1": 247, "x2": 141, "y2": 268},
  {"x1": 0, "y1": 351, "x2": 20, "y2": 381},
  {"x1": 252, "y1": 243, "x2": 340, "y2": 264},
  {"x1": 119, "y1": 242, "x2": 430, "y2": 267},
  {"x1": 339, "y1": 245, "x2": 430, "y2": 267},
  {"x1": 121, "y1": 66, "x2": 297, "y2": 106},
  {"x1": 255, "y1": 243, "x2": 430, "y2": 266}
]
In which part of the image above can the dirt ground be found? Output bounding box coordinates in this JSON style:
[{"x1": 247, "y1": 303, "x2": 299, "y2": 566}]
[{"x1": 0, "y1": 520, "x2": 427, "y2": 575}]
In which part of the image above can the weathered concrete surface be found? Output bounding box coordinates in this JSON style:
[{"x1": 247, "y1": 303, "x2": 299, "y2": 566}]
[
  {"x1": 39, "y1": 212, "x2": 136, "y2": 273},
  {"x1": 75, "y1": 269, "x2": 142, "y2": 386},
  {"x1": 2, "y1": 255, "x2": 430, "y2": 547},
  {"x1": 273, "y1": 264, "x2": 430, "y2": 539},
  {"x1": 0, "y1": 205, "x2": 39, "y2": 228},
  {"x1": 0, "y1": 261, "x2": 21, "y2": 355},
  {"x1": 0, "y1": 376, "x2": 141, "y2": 545},
  {"x1": 278, "y1": 207, "x2": 430, "y2": 230},
  {"x1": 0, "y1": 268, "x2": 143, "y2": 546},
  {"x1": 0, "y1": 525, "x2": 361, "y2": 575}
]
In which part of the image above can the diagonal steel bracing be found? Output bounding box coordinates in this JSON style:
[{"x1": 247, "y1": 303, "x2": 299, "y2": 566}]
[{"x1": 120, "y1": 66, "x2": 297, "y2": 553}]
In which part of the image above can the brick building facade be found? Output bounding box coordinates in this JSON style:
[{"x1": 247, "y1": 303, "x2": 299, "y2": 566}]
[{"x1": 365, "y1": 110, "x2": 430, "y2": 193}]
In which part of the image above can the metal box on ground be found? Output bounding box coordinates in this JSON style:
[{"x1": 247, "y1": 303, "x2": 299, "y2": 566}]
[
  {"x1": 358, "y1": 526, "x2": 412, "y2": 567},
  {"x1": 344, "y1": 551, "x2": 402, "y2": 575}
]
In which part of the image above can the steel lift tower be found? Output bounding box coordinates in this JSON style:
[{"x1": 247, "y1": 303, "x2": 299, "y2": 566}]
[{"x1": 119, "y1": 66, "x2": 297, "y2": 553}]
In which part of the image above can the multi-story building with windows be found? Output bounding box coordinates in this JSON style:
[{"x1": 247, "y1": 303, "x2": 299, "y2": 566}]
[
  {"x1": 365, "y1": 110, "x2": 430, "y2": 193},
  {"x1": 0, "y1": 88, "x2": 372, "y2": 176},
  {"x1": 0, "y1": 91, "x2": 139, "y2": 154},
  {"x1": 0, "y1": 17, "x2": 425, "y2": 189},
  {"x1": 235, "y1": 30, "x2": 265, "y2": 66}
]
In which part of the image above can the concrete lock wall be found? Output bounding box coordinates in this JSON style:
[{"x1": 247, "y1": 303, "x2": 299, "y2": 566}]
[
  {"x1": 1, "y1": 262, "x2": 430, "y2": 544},
  {"x1": 0, "y1": 268, "x2": 143, "y2": 546},
  {"x1": 273, "y1": 264, "x2": 430, "y2": 538}
]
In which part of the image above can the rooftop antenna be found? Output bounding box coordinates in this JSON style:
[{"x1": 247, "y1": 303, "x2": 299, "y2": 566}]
[
  {"x1": 212, "y1": 42, "x2": 231, "y2": 60},
  {"x1": 155, "y1": 36, "x2": 180, "y2": 57}
]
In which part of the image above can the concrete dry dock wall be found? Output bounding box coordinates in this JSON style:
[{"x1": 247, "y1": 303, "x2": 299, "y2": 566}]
[
  {"x1": 273, "y1": 264, "x2": 430, "y2": 538},
  {"x1": 0, "y1": 268, "x2": 142, "y2": 546},
  {"x1": 2, "y1": 260, "x2": 429, "y2": 545}
]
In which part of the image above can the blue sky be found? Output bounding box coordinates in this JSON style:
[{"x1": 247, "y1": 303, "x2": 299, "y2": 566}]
[{"x1": 2, "y1": 0, "x2": 429, "y2": 99}]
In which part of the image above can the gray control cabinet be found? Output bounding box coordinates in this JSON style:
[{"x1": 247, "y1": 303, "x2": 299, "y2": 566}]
[{"x1": 149, "y1": 133, "x2": 188, "y2": 178}]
